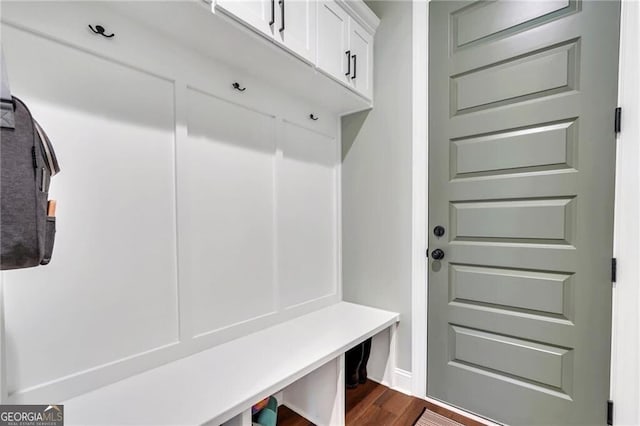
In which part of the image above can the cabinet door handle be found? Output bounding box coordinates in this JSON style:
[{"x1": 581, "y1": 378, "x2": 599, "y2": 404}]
[
  {"x1": 269, "y1": 0, "x2": 275, "y2": 26},
  {"x1": 345, "y1": 50, "x2": 351, "y2": 76},
  {"x1": 279, "y1": 0, "x2": 285, "y2": 32},
  {"x1": 351, "y1": 54, "x2": 357, "y2": 79}
]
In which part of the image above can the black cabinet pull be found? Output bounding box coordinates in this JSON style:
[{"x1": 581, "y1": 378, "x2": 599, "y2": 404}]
[
  {"x1": 345, "y1": 50, "x2": 351, "y2": 76},
  {"x1": 279, "y1": 0, "x2": 285, "y2": 32},
  {"x1": 351, "y1": 54, "x2": 357, "y2": 79},
  {"x1": 269, "y1": 0, "x2": 275, "y2": 26}
]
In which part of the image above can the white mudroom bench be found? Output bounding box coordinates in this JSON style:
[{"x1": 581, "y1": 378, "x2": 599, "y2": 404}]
[{"x1": 63, "y1": 302, "x2": 399, "y2": 425}]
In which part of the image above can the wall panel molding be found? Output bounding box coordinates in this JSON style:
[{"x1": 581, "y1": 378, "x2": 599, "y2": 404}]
[{"x1": 0, "y1": 2, "x2": 340, "y2": 404}]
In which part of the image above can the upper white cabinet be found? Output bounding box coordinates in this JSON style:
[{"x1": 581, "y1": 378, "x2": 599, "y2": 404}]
[
  {"x1": 317, "y1": 3, "x2": 374, "y2": 101},
  {"x1": 317, "y1": 1, "x2": 349, "y2": 85},
  {"x1": 275, "y1": 0, "x2": 316, "y2": 62},
  {"x1": 215, "y1": 0, "x2": 275, "y2": 38},
  {"x1": 214, "y1": 0, "x2": 378, "y2": 102},
  {"x1": 347, "y1": 17, "x2": 373, "y2": 100},
  {"x1": 216, "y1": 0, "x2": 316, "y2": 63}
]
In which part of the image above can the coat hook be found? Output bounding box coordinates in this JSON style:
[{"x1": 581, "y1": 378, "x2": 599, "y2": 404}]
[
  {"x1": 88, "y1": 24, "x2": 115, "y2": 38},
  {"x1": 309, "y1": 114, "x2": 319, "y2": 121},
  {"x1": 232, "y1": 82, "x2": 246, "y2": 92}
]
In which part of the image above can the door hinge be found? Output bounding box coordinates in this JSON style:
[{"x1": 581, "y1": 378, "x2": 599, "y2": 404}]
[
  {"x1": 607, "y1": 400, "x2": 613, "y2": 425},
  {"x1": 612, "y1": 258, "x2": 617, "y2": 283},
  {"x1": 615, "y1": 107, "x2": 622, "y2": 133}
]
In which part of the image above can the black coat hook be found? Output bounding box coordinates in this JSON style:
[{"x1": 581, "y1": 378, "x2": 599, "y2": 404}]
[
  {"x1": 89, "y1": 25, "x2": 115, "y2": 38},
  {"x1": 309, "y1": 114, "x2": 319, "y2": 121},
  {"x1": 232, "y1": 82, "x2": 246, "y2": 92}
]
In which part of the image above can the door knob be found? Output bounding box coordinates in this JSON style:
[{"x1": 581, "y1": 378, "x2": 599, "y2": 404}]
[{"x1": 431, "y1": 249, "x2": 445, "y2": 260}]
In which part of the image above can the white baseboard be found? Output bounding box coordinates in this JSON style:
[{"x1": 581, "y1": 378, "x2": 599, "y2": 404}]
[
  {"x1": 368, "y1": 368, "x2": 413, "y2": 396},
  {"x1": 392, "y1": 368, "x2": 413, "y2": 396}
]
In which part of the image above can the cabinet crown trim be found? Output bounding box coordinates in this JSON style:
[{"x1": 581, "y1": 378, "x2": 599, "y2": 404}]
[{"x1": 336, "y1": 0, "x2": 380, "y2": 34}]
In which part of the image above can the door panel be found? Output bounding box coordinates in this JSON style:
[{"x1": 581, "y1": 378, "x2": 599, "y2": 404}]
[
  {"x1": 450, "y1": 325, "x2": 572, "y2": 392},
  {"x1": 451, "y1": 120, "x2": 576, "y2": 177},
  {"x1": 451, "y1": 198, "x2": 576, "y2": 242},
  {"x1": 452, "y1": 41, "x2": 577, "y2": 113},
  {"x1": 450, "y1": 264, "x2": 571, "y2": 317},
  {"x1": 428, "y1": 1, "x2": 620, "y2": 425},
  {"x1": 452, "y1": 1, "x2": 577, "y2": 48}
]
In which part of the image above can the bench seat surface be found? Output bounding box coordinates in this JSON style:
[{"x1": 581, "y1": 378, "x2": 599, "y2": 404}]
[{"x1": 64, "y1": 302, "x2": 399, "y2": 425}]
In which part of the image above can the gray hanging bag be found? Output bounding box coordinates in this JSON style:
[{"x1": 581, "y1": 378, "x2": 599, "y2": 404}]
[{"x1": 1, "y1": 49, "x2": 60, "y2": 270}]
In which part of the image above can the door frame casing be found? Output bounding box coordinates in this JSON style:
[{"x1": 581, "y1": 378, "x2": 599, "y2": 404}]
[
  {"x1": 610, "y1": 1, "x2": 640, "y2": 424},
  {"x1": 410, "y1": 0, "x2": 428, "y2": 399},
  {"x1": 411, "y1": 1, "x2": 640, "y2": 424}
]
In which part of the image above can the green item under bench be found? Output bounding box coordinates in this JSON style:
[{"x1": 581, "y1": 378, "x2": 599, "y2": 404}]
[{"x1": 254, "y1": 396, "x2": 278, "y2": 426}]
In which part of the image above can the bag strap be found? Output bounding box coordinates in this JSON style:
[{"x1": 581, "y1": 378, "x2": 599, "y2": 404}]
[{"x1": 1, "y1": 47, "x2": 15, "y2": 129}]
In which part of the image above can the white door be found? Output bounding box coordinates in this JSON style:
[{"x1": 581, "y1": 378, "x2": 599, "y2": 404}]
[
  {"x1": 348, "y1": 18, "x2": 372, "y2": 99},
  {"x1": 274, "y1": 0, "x2": 315, "y2": 62},
  {"x1": 215, "y1": 0, "x2": 275, "y2": 39},
  {"x1": 316, "y1": 1, "x2": 349, "y2": 84}
]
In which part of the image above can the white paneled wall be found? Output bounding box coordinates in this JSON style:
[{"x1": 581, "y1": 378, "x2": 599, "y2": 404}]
[
  {"x1": 3, "y1": 25, "x2": 180, "y2": 394},
  {"x1": 0, "y1": 1, "x2": 340, "y2": 404},
  {"x1": 181, "y1": 89, "x2": 278, "y2": 337},
  {"x1": 278, "y1": 121, "x2": 338, "y2": 309}
]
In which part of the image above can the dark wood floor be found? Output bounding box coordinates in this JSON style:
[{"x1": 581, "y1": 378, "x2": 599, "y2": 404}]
[{"x1": 278, "y1": 380, "x2": 486, "y2": 426}]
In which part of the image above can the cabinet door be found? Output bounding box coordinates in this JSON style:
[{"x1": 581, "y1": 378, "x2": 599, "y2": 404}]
[
  {"x1": 316, "y1": 1, "x2": 349, "y2": 84},
  {"x1": 348, "y1": 18, "x2": 373, "y2": 100},
  {"x1": 216, "y1": 0, "x2": 275, "y2": 38},
  {"x1": 274, "y1": 0, "x2": 316, "y2": 62}
]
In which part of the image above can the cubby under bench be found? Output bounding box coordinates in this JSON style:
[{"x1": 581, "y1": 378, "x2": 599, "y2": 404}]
[{"x1": 63, "y1": 302, "x2": 399, "y2": 425}]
